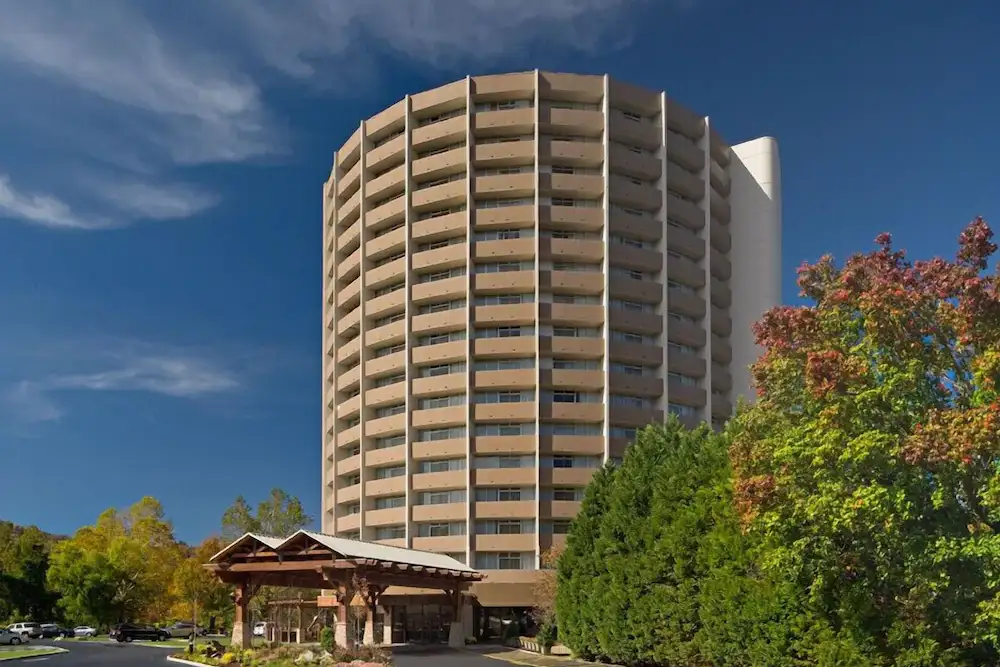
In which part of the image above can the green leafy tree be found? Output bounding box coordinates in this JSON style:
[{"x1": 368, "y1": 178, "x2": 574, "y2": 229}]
[
  {"x1": 554, "y1": 462, "x2": 616, "y2": 659},
  {"x1": 171, "y1": 536, "x2": 233, "y2": 630},
  {"x1": 0, "y1": 522, "x2": 60, "y2": 622},
  {"x1": 557, "y1": 421, "x2": 750, "y2": 665},
  {"x1": 731, "y1": 219, "x2": 1000, "y2": 665},
  {"x1": 221, "y1": 489, "x2": 311, "y2": 540},
  {"x1": 46, "y1": 545, "x2": 126, "y2": 627},
  {"x1": 219, "y1": 489, "x2": 313, "y2": 620},
  {"x1": 47, "y1": 497, "x2": 182, "y2": 626}
]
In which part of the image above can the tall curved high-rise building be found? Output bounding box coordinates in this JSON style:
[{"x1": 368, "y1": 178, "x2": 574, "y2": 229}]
[{"x1": 322, "y1": 71, "x2": 780, "y2": 619}]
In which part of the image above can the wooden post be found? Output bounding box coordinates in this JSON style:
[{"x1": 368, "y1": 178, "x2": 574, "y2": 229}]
[
  {"x1": 334, "y1": 581, "x2": 355, "y2": 648},
  {"x1": 230, "y1": 580, "x2": 254, "y2": 650}
]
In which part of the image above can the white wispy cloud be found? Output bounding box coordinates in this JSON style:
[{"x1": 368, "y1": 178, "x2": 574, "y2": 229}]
[
  {"x1": 0, "y1": 174, "x2": 113, "y2": 230},
  {"x1": 0, "y1": 173, "x2": 219, "y2": 229},
  {"x1": 0, "y1": 0, "x2": 656, "y2": 231},
  {"x1": 2, "y1": 347, "x2": 240, "y2": 425},
  {"x1": 90, "y1": 181, "x2": 221, "y2": 221},
  {"x1": 0, "y1": 1, "x2": 274, "y2": 166},
  {"x1": 218, "y1": 0, "x2": 651, "y2": 79}
]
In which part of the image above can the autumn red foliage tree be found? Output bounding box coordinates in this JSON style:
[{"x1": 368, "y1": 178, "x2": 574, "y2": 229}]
[{"x1": 731, "y1": 218, "x2": 1000, "y2": 664}]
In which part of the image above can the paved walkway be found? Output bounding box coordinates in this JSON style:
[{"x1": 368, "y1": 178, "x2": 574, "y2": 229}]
[{"x1": 477, "y1": 649, "x2": 598, "y2": 667}]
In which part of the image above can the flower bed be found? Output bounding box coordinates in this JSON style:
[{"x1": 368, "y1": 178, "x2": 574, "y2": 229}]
[{"x1": 171, "y1": 642, "x2": 391, "y2": 667}]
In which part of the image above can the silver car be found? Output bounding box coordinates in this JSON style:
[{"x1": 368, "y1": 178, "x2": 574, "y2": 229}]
[
  {"x1": 0, "y1": 629, "x2": 24, "y2": 645},
  {"x1": 164, "y1": 622, "x2": 207, "y2": 639}
]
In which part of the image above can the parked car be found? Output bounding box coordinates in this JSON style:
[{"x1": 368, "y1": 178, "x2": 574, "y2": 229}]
[
  {"x1": 38, "y1": 624, "x2": 73, "y2": 638},
  {"x1": 252, "y1": 621, "x2": 267, "y2": 637},
  {"x1": 163, "y1": 622, "x2": 207, "y2": 639},
  {"x1": 0, "y1": 629, "x2": 24, "y2": 645},
  {"x1": 6, "y1": 622, "x2": 41, "y2": 639},
  {"x1": 73, "y1": 625, "x2": 98, "y2": 637},
  {"x1": 109, "y1": 623, "x2": 169, "y2": 642}
]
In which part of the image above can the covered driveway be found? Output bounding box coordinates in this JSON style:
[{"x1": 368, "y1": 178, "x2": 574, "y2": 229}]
[{"x1": 206, "y1": 530, "x2": 483, "y2": 648}]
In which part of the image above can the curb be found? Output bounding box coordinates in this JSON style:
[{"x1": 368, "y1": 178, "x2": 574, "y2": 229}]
[
  {"x1": 477, "y1": 651, "x2": 543, "y2": 667},
  {"x1": 0, "y1": 648, "x2": 69, "y2": 662},
  {"x1": 167, "y1": 657, "x2": 206, "y2": 667}
]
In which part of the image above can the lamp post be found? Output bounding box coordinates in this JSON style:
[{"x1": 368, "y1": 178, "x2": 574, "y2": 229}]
[{"x1": 188, "y1": 599, "x2": 198, "y2": 654}]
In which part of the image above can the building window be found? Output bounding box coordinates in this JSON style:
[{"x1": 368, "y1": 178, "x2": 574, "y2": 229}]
[
  {"x1": 419, "y1": 362, "x2": 466, "y2": 378},
  {"x1": 551, "y1": 520, "x2": 572, "y2": 534},
  {"x1": 418, "y1": 458, "x2": 467, "y2": 474},
  {"x1": 418, "y1": 394, "x2": 467, "y2": 410},
  {"x1": 541, "y1": 423, "x2": 601, "y2": 436},
  {"x1": 416, "y1": 427, "x2": 467, "y2": 442},
  {"x1": 474, "y1": 422, "x2": 535, "y2": 436},
  {"x1": 552, "y1": 487, "x2": 585, "y2": 502},
  {"x1": 419, "y1": 490, "x2": 466, "y2": 505},
  {"x1": 668, "y1": 403, "x2": 698, "y2": 417},
  {"x1": 475, "y1": 519, "x2": 534, "y2": 535},
  {"x1": 547, "y1": 455, "x2": 601, "y2": 469},
  {"x1": 374, "y1": 435, "x2": 405, "y2": 449},
  {"x1": 374, "y1": 466, "x2": 406, "y2": 480},
  {"x1": 416, "y1": 522, "x2": 466, "y2": 537},
  {"x1": 418, "y1": 331, "x2": 467, "y2": 347},
  {"x1": 374, "y1": 404, "x2": 405, "y2": 418},
  {"x1": 475, "y1": 487, "x2": 534, "y2": 502},
  {"x1": 374, "y1": 526, "x2": 405, "y2": 540},
  {"x1": 610, "y1": 426, "x2": 637, "y2": 440},
  {"x1": 475, "y1": 390, "x2": 535, "y2": 404},
  {"x1": 474, "y1": 552, "x2": 535, "y2": 570},
  {"x1": 374, "y1": 496, "x2": 405, "y2": 510},
  {"x1": 473, "y1": 455, "x2": 535, "y2": 469}
]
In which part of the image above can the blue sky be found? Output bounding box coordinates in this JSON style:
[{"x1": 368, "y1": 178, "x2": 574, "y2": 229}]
[{"x1": 0, "y1": 0, "x2": 997, "y2": 544}]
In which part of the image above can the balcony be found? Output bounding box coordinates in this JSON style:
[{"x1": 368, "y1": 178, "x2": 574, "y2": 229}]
[
  {"x1": 666, "y1": 162, "x2": 704, "y2": 201},
  {"x1": 412, "y1": 502, "x2": 466, "y2": 523},
  {"x1": 366, "y1": 134, "x2": 405, "y2": 173},
  {"x1": 608, "y1": 340, "x2": 663, "y2": 367},
  {"x1": 413, "y1": 146, "x2": 466, "y2": 180},
  {"x1": 609, "y1": 142, "x2": 661, "y2": 181},
  {"x1": 608, "y1": 114, "x2": 660, "y2": 150},
  {"x1": 473, "y1": 108, "x2": 534, "y2": 136},
  {"x1": 412, "y1": 115, "x2": 467, "y2": 151},
  {"x1": 539, "y1": 137, "x2": 603, "y2": 167},
  {"x1": 666, "y1": 131, "x2": 704, "y2": 173},
  {"x1": 413, "y1": 179, "x2": 467, "y2": 211},
  {"x1": 366, "y1": 164, "x2": 405, "y2": 204},
  {"x1": 412, "y1": 211, "x2": 467, "y2": 244},
  {"x1": 538, "y1": 107, "x2": 603, "y2": 136},
  {"x1": 474, "y1": 139, "x2": 535, "y2": 167},
  {"x1": 474, "y1": 500, "x2": 536, "y2": 520}
]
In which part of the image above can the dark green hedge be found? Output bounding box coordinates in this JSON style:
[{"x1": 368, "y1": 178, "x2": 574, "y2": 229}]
[{"x1": 554, "y1": 420, "x2": 845, "y2": 667}]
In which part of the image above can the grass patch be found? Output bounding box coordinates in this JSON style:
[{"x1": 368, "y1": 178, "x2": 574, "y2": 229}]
[{"x1": 0, "y1": 648, "x2": 67, "y2": 661}]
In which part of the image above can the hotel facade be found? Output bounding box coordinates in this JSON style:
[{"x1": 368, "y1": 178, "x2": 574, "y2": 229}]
[{"x1": 321, "y1": 71, "x2": 781, "y2": 624}]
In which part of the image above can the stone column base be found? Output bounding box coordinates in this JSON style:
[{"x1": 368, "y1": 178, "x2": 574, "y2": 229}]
[
  {"x1": 335, "y1": 621, "x2": 351, "y2": 648},
  {"x1": 447, "y1": 621, "x2": 464, "y2": 648},
  {"x1": 362, "y1": 619, "x2": 374, "y2": 645},
  {"x1": 382, "y1": 608, "x2": 393, "y2": 645},
  {"x1": 231, "y1": 621, "x2": 251, "y2": 650}
]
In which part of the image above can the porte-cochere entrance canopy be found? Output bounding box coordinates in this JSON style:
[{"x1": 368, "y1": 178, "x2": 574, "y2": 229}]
[{"x1": 205, "y1": 529, "x2": 484, "y2": 648}]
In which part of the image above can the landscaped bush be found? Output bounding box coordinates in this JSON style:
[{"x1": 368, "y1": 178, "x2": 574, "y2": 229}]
[
  {"x1": 535, "y1": 620, "x2": 556, "y2": 649},
  {"x1": 173, "y1": 642, "x2": 391, "y2": 667},
  {"x1": 319, "y1": 628, "x2": 334, "y2": 653}
]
